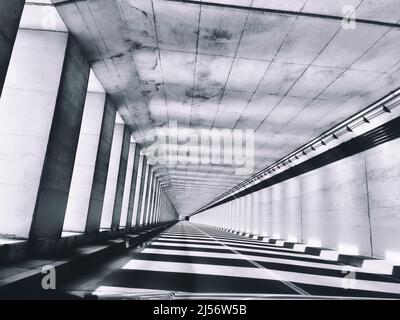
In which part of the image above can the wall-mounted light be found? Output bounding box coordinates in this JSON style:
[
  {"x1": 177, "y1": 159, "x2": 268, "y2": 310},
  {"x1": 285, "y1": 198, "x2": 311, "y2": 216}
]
[{"x1": 194, "y1": 88, "x2": 400, "y2": 215}]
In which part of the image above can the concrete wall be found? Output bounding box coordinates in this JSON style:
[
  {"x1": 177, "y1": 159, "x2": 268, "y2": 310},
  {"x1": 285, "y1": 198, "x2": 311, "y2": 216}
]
[
  {"x1": 192, "y1": 137, "x2": 400, "y2": 262},
  {"x1": 0, "y1": 29, "x2": 69, "y2": 239},
  {"x1": 0, "y1": 0, "x2": 25, "y2": 96}
]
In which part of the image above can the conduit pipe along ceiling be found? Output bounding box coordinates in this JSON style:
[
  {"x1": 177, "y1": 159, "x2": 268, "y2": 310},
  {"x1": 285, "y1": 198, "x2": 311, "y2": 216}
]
[{"x1": 49, "y1": 0, "x2": 400, "y2": 217}]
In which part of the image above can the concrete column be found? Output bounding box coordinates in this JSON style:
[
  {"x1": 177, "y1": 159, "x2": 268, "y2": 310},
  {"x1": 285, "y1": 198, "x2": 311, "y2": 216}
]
[
  {"x1": 158, "y1": 186, "x2": 164, "y2": 223},
  {"x1": 156, "y1": 185, "x2": 163, "y2": 224},
  {"x1": 240, "y1": 198, "x2": 244, "y2": 231},
  {"x1": 120, "y1": 143, "x2": 140, "y2": 228},
  {"x1": 130, "y1": 155, "x2": 144, "y2": 228},
  {"x1": 134, "y1": 157, "x2": 148, "y2": 227},
  {"x1": 144, "y1": 170, "x2": 155, "y2": 226},
  {"x1": 231, "y1": 201, "x2": 235, "y2": 231},
  {"x1": 30, "y1": 36, "x2": 90, "y2": 239},
  {"x1": 160, "y1": 193, "x2": 165, "y2": 223},
  {"x1": 152, "y1": 179, "x2": 160, "y2": 224},
  {"x1": 124, "y1": 144, "x2": 141, "y2": 228},
  {"x1": 84, "y1": 97, "x2": 116, "y2": 233},
  {"x1": 140, "y1": 165, "x2": 152, "y2": 226},
  {"x1": 155, "y1": 184, "x2": 161, "y2": 223},
  {"x1": 147, "y1": 175, "x2": 156, "y2": 225},
  {"x1": 100, "y1": 123, "x2": 126, "y2": 229},
  {"x1": 158, "y1": 192, "x2": 163, "y2": 223},
  {"x1": 235, "y1": 199, "x2": 240, "y2": 231},
  {"x1": 63, "y1": 78, "x2": 106, "y2": 233},
  {"x1": 0, "y1": 29, "x2": 91, "y2": 239},
  {"x1": 149, "y1": 178, "x2": 159, "y2": 225},
  {"x1": 110, "y1": 126, "x2": 131, "y2": 230},
  {"x1": 229, "y1": 202, "x2": 234, "y2": 231},
  {"x1": 252, "y1": 192, "x2": 261, "y2": 235},
  {"x1": 17, "y1": 34, "x2": 90, "y2": 240},
  {"x1": 225, "y1": 202, "x2": 229, "y2": 229},
  {"x1": 261, "y1": 189, "x2": 271, "y2": 237},
  {"x1": 142, "y1": 168, "x2": 153, "y2": 226},
  {"x1": 0, "y1": 0, "x2": 25, "y2": 97},
  {"x1": 248, "y1": 194, "x2": 254, "y2": 233},
  {"x1": 228, "y1": 202, "x2": 232, "y2": 230},
  {"x1": 149, "y1": 174, "x2": 157, "y2": 225}
]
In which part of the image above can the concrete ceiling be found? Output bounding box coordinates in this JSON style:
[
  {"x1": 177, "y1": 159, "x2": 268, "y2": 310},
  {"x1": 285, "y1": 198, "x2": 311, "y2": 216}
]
[{"x1": 51, "y1": 0, "x2": 400, "y2": 215}]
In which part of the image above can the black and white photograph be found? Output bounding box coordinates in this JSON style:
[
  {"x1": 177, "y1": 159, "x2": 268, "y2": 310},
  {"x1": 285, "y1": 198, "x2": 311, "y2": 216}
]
[{"x1": 1, "y1": 0, "x2": 400, "y2": 310}]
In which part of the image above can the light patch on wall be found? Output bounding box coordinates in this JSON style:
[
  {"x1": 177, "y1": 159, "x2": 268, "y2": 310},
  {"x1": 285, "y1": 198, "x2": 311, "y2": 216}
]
[
  {"x1": 21, "y1": 2, "x2": 68, "y2": 32},
  {"x1": 385, "y1": 251, "x2": 400, "y2": 264},
  {"x1": 287, "y1": 235, "x2": 298, "y2": 243},
  {"x1": 87, "y1": 70, "x2": 105, "y2": 93},
  {"x1": 0, "y1": 239, "x2": 25, "y2": 245},
  {"x1": 338, "y1": 244, "x2": 359, "y2": 255},
  {"x1": 115, "y1": 113, "x2": 124, "y2": 124},
  {"x1": 273, "y1": 233, "x2": 280, "y2": 239},
  {"x1": 308, "y1": 238, "x2": 322, "y2": 247}
]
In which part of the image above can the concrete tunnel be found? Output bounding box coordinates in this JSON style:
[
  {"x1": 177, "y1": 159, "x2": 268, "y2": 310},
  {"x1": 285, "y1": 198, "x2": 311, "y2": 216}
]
[{"x1": 1, "y1": 0, "x2": 400, "y2": 301}]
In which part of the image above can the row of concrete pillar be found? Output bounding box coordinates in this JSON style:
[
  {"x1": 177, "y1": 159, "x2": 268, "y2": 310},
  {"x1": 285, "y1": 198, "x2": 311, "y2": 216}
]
[{"x1": 0, "y1": 0, "x2": 178, "y2": 241}]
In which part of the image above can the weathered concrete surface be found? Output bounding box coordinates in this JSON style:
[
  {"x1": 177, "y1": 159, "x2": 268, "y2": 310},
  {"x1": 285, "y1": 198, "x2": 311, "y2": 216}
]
[
  {"x1": 110, "y1": 126, "x2": 131, "y2": 230},
  {"x1": 30, "y1": 35, "x2": 90, "y2": 240},
  {"x1": 85, "y1": 97, "x2": 116, "y2": 233},
  {"x1": 0, "y1": 29, "x2": 69, "y2": 239},
  {"x1": 0, "y1": 0, "x2": 24, "y2": 97},
  {"x1": 63, "y1": 91, "x2": 106, "y2": 233}
]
